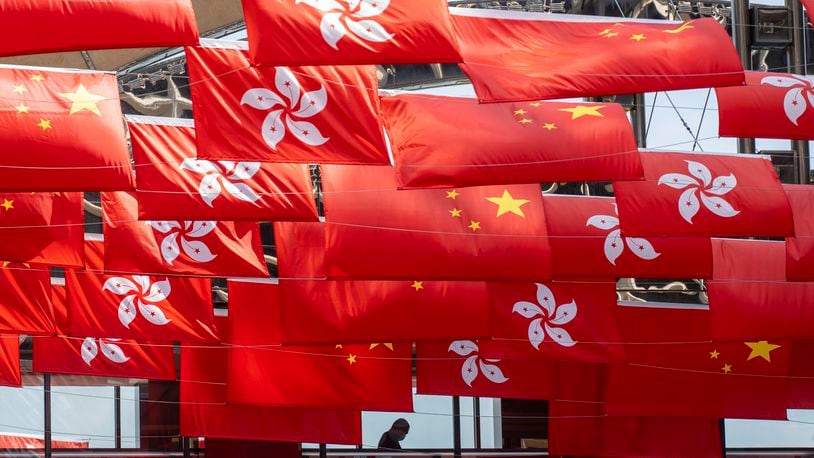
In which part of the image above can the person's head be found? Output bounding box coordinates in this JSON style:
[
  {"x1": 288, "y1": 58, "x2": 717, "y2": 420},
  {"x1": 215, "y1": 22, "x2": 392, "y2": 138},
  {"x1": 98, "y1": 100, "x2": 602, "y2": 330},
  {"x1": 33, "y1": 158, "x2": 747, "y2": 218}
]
[{"x1": 388, "y1": 418, "x2": 410, "y2": 441}]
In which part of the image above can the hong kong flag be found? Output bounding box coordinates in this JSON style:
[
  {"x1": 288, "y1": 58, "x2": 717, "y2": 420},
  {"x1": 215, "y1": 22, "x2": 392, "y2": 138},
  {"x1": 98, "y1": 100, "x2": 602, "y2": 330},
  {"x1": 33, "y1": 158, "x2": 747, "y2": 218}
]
[
  {"x1": 181, "y1": 317, "x2": 363, "y2": 445},
  {"x1": 0, "y1": 65, "x2": 133, "y2": 191},
  {"x1": 102, "y1": 192, "x2": 269, "y2": 278},
  {"x1": 0, "y1": 264, "x2": 55, "y2": 336},
  {"x1": 0, "y1": 0, "x2": 198, "y2": 57},
  {"x1": 543, "y1": 194, "x2": 712, "y2": 279},
  {"x1": 717, "y1": 71, "x2": 814, "y2": 141},
  {"x1": 128, "y1": 116, "x2": 318, "y2": 222},
  {"x1": 614, "y1": 151, "x2": 793, "y2": 237},
  {"x1": 0, "y1": 335, "x2": 20, "y2": 387},
  {"x1": 322, "y1": 165, "x2": 552, "y2": 280},
  {"x1": 185, "y1": 40, "x2": 389, "y2": 164},
  {"x1": 0, "y1": 192, "x2": 83, "y2": 267},
  {"x1": 241, "y1": 0, "x2": 461, "y2": 66},
  {"x1": 785, "y1": 184, "x2": 814, "y2": 280},
  {"x1": 450, "y1": 9, "x2": 743, "y2": 102},
  {"x1": 382, "y1": 93, "x2": 641, "y2": 189},
  {"x1": 65, "y1": 240, "x2": 218, "y2": 343}
]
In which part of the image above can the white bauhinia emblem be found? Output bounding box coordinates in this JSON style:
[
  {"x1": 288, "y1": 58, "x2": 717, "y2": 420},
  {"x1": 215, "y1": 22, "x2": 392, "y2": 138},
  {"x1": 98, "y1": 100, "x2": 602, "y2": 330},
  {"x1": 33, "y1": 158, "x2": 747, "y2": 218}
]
[
  {"x1": 81, "y1": 337, "x2": 130, "y2": 366},
  {"x1": 102, "y1": 276, "x2": 172, "y2": 328},
  {"x1": 241, "y1": 68, "x2": 329, "y2": 151},
  {"x1": 179, "y1": 159, "x2": 261, "y2": 207},
  {"x1": 512, "y1": 283, "x2": 577, "y2": 349},
  {"x1": 449, "y1": 340, "x2": 508, "y2": 387},
  {"x1": 760, "y1": 74, "x2": 814, "y2": 126},
  {"x1": 657, "y1": 160, "x2": 739, "y2": 224},
  {"x1": 148, "y1": 220, "x2": 218, "y2": 265},
  {"x1": 296, "y1": 0, "x2": 395, "y2": 49},
  {"x1": 586, "y1": 204, "x2": 660, "y2": 265}
]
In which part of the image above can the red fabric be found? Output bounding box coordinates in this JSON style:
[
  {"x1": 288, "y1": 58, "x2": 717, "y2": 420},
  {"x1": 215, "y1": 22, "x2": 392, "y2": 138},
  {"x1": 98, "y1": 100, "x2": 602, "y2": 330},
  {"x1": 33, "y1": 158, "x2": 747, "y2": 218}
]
[
  {"x1": 805, "y1": 0, "x2": 814, "y2": 23},
  {"x1": 180, "y1": 317, "x2": 362, "y2": 445},
  {"x1": 0, "y1": 434, "x2": 87, "y2": 449},
  {"x1": 0, "y1": 335, "x2": 21, "y2": 387},
  {"x1": 543, "y1": 194, "x2": 713, "y2": 279},
  {"x1": 450, "y1": 10, "x2": 743, "y2": 102},
  {"x1": 614, "y1": 151, "x2": 793, "y2": 237},
  {"x1": 274, "y1": 222, "x2": 327, "y2": 279},
  {"x1": 0, "y1": 0, "x2": 197, "y2": 57},
  {"x1": 785, "y1": 184, "x2": 814, "y2": 280},
  {"x1": 485, "y1": 281, "x2": 624, "y2": 364},
  {"x1": 606, "y1": 303, "x2": 790, "y2": 419},
  {"x1": 128, "y1": 116, "x2": 318, "y2": 221},
  {"x1": 241, "y1": 0, "x2": 460, "y2": 66},
  {"x1": 0, "y1": 265, "x2": 54, "y2": 335},
  {"x1": 0, "y1": 192, "x2": 83, "y2": 266},
  {"x1": 322, "y1": 165, "x2": 552, "y2": 280},
  {"x1": 185, "y1": 40, "x2": 389, "y2": 164},
  {"x1": 709, "y1": 238, "x2": 814, "y2": 340},
  {"x1": 102, "y1": 192, "x2": 268, "y2": 277},
  {"x1": 65, "y1": 240, "x2": 218, "y2": 343},
  {"x1": 382, "y1": 93, "x2": 641, "y2": 189},
  {"x1": 788, "y1": 340, "x2": 814, "y2": 409},
  {"x1": 227, "y1": 281, "x2": 413, "y2": 412},
  {"x1": 717, "y1": 71, "x2": 814, "y2": 141},
  {"x1": 0, "y1": 65, "x2": 133, "y2": 191}
]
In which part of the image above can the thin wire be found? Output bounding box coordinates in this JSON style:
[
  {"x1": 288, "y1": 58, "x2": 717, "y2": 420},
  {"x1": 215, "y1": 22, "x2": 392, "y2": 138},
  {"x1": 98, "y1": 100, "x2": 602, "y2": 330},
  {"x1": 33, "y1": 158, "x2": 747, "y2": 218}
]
[
  {"x1": 644, "y1": 92, "x2": 658, "y2": 139},
  {"x1": 691, "y1": 88, "x2": 712, "y2": 151},
  {"x1": 663, "y1": 92, "x2": 703, "y2": 152}
]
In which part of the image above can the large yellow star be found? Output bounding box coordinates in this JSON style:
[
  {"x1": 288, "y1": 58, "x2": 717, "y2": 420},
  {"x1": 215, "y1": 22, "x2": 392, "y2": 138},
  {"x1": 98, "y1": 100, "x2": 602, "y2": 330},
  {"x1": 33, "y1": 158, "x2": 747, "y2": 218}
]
[
  {"x1": 370, "y1": 343, "x2": 394, "y2": 351},
  {"x1": 59, "y1": 84, "x2": 104, "y2": 116},
  {"x1": 411, "y1": 281, "x2": 424, "y2": 291},
  {"x1": 0, "y1": 199, "x2": 12, "y2": 211},
  {"x1": 486, "y1": 190, "x2": 531, "y2": 218},
  {"x1": 745, "y1": 341, "x2": 781, "y2": 362},
  {"x1": 558, "y1": 105, "x2": 606, "y2": 120}
]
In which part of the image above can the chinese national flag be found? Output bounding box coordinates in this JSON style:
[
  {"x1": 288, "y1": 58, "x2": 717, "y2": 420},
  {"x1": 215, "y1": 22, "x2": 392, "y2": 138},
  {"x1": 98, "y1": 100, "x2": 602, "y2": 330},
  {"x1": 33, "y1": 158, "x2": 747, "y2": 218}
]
[
  {"x1": 181, "y1": 317, "x2": 363, "y2": 445},
  {"x1": 382, "y1": 93, "x2": 641, "y2": 189},
  {"x1": 788, "y1": 340, "x2": 814, "y2": 409},
  {"x1": 65, "y1": 240, "x2": 218, "y2": 343},
  {"x1": 605, "y1": 303, "x2": 790, "y2": 419},
  {"x1": 716, "y1": 71, "x2": 814, "y2": 141},
  {"x1": 0, "y1": 264, "x2": 55, "y2": 335},
  {"x1": 0, "y1": 335, "x2": 20, "y2": 387},
  {"x1": 0, "y1": 65, "x2": 133, "y2": 191},
  {"x1": 484, "y1": 281, "x2": 624, "y2": 364},
  {"x1": 0, "y1": 192, "x2": 83, "y2": 267},
  {"x1": 785, "y1": 184, "x2": 814, "y2": 280},
  {"x1": 450, "y1": 9, "x2": 743, "y2": 102},
  {"x1": 241, "y1": 0, "x2": 460, "y2": 66},
  {"x1": 185, "y1": 40, "x2": 389, "y2": 164},
  {"x1": 322, "y1": 165, "x2": 552, "y2": 280},
  {"x1": 614, "y1": 151, "x2": 793, "y2": 237},
  {"x1": 274, "y1": 222, "x2": 327, "y2": 279},
  {"x1": 34, "y1": 282, "x2": 176, "y2": 380},
  {"x1": 543, "y1": 194, "x2": 712, "y2": 279},
  {"x1": 102, "y1": 192, "x2": 269, "y2": 278},
  {"x1": 128, "y1": 116, "x2": 318, "y2": 222},
  {"x1": 708, "y1": 238, "x2": 814, "y2": 340},
  {"x1": 0, "y1": 0, "x2": 198, "y2": 57}
]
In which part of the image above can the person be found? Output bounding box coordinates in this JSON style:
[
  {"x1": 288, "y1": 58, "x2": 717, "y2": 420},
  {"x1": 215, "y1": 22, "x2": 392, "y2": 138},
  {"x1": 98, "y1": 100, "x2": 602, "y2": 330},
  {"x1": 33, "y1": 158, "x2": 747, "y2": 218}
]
[{"x1": 377, "y1": 418, "x2": 410, "y2": 449}]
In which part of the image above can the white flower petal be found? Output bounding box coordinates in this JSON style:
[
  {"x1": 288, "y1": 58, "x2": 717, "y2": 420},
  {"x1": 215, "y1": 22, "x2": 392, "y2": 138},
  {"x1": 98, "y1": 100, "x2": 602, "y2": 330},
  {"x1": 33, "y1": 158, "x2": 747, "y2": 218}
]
[
  {"x1": 707, "y1": 174, "x2": 737, "y2": 196},
  {"x1": 144, "y1": 278, "x2": 171, "y2": 303},
  {"x1": 512, "y1": 301, "x2": 544, "y2": 319},
  {"x1": 261, "y1": 110, "x2": 286, "y2": 151},
  {"x1": 118, "y1": 296, "x2": 137, "y2": 329},
  {"x1": 81, "y1": 338, "x2": 98, "y2": 366},
  {"x1": 658, "y1": 173, "x2": 697, "y2": 189},
  {"x1": 179, "y1": 158, "x2": 219, "y2": 174},
  {"x1": 275, "y1": 67, "x2": 301, "y2": 108},
  {"x1": 449, "y1": 340, "x2": 478, "y2": 356},
  {"x1": 603, "y1": 229, "x2": 624, "y2": 265},
  {"x1": 293, "y1": 87, "x2": 328, "y2": 119},
  {"x1": 534, "y1": 283, "x2": 556, "y2": 317},
  {"x1": 99, "y1": 340, "x2": 130, "y2": 364},
  {"x1": 222, "y1": 180, "x2": 261, "y2": 204},
  {"x1": 461, "y1": 355, "x2": 479, "y2": 387},
  {"x1": 700, "y1": 193, "x2": 740, "y2": 218},
  {"x1": 478, "y1": 360, "x2": 509, "y2": 384},
  {"x1": 544, "y1": 324, "x2": 577, "y2": 347},
  {"x1": 160, "y1": 232, "x2": 181, "y2": 265},
  {"x1": 624, "y1": 237, "x2": 661, "y2": 260},
  {"x1": 345, "y1": 18, "x2": 394, "y2": 43},
  {"x1": 229, "y1": 162, "x2": 261, "y2": 180},
  {"x1": 783, "y1": 87, "x2": 807, "y2": 126},
  {"x1": 586, "y1": 214, "x2": 619, "y2": 230},
  {"x1": 181, "y1": 238, "x2": 217, "y2": 263},
  {"x1": 241, "y1": 88, "x2": 285, "y2": 110},
  {"x1": 150, "y1": 221, "x2": 181, "y2": 234},
  {"x1": 102, "y1": 277, "x2": 138, "y2": 296},
  {"x1": 138, "y1": 300, "x2": 171, "y2": 326},
  {"x1": 354, "y1": 0, "x2": 390, "y2": 17},
  {"x1": 285, "y1": 117, "x2": 329, "y2": 146},
  {"x1": 760, "y1": 75, "x2": 810, "y2": 88},
  {"x1": 528, "y1": 317, "x2": 545, "y2": 350},
  {"x1": 685, "y1": 161, "x2": 712, "y2": 187},
  {"x1": 187, "y1": 221, "x2": 217, "y2": 238},
  {"x1": 678, "y1": 188, "x2": 700, "y2": 224},
  {"x1": 320, "y1": 12, "x2": 347, "y2": 50},
  {"x1": 295, "y1": 0, "x2": 345, "y2": 12},
  {"x1": 550, "y1": 300, "x2": 577, "y2": 326},
  {"x1": 131, "y1": 275, "x2": 151, "y2": 294},
  {"x1": 199, "y1": 174, "x2": 222, "y2": 208}
]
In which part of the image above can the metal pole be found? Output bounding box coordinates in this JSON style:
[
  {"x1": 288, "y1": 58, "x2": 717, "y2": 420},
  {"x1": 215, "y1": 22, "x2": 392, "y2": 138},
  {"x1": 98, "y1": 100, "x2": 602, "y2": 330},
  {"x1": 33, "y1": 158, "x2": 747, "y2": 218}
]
[
  {"x1": 631, "y1": 93, "x2": 647, "y2": 147},
  {"x1": 182, "y1": 437, "x2": 191, "y2": 458},
  {"x1": 44, "y1": 374, "x2": 51, "y2": 458},
  {"x1": 789, "y1": 0, "x2": 811, "y2": 183},
  {"x1": 114, "y1": 386, "x2": 122, "y2": 449},
  {"x1": 732, "y1": 0, "x2": 756, "y2": 154},
  {"x1": 319, "y1": 443, "x2": 327, "y2": 458},
  {"x1": 452, "y1": 396, "x2": 462, "y2": 458},
  {"x1": 719, "y1": 418, "x2": 726, "y2": 458},
  {"x1": 473, "y1": 397, "x2": 481, "y2": 449}
]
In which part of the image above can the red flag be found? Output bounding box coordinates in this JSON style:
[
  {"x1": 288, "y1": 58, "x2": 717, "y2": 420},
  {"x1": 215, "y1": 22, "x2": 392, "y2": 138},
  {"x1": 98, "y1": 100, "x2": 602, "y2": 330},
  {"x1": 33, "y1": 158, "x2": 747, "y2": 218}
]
[
  {"x1": 66, "y1": 240, "x2": 218, "y2": 343},
  {"x1": 543, "y1": 194, "x2": 712, "y2": 278},
  {"x1": 128, "y1": 116, "x2": 318, "y2": 221},
  {"x1": 0, "y1": 264, "x2": 54, "y2": 335},
  {"x1": 274, "y1": 222, "x2": 327, "y2": 279},
  {"x1": 605, "y1": 303, "x2": 790, "y2": 419},
  {"x1": 450, "y1": 9, "x2": 743, "y2": 102},
  {"x1": 102, "y1": 192, "x2": 269, "y2": 278},
  {"x1": 0, "y1": 0, "x2": 197, "y2": 57},
  {"x1": 788, "y1": 340, "x2": 814, "y2": 409},
  {"x1": 185, "y1": 40, "x2": 389, "y2": 164},
  {"x1": 785, "y1": 184, "x2": 814, "y2": 280},
  {"x1": 804, "y1": 0, "x2": 814, "y2": 23},
  {"x1": 0, "y1": 65, "x2": 133, "y2": 191},
  {"x1": 0, "y1": 192, "x2": 83, "y2": 267},
  {"x1": 0, "y1": 335, "x2": 20, "y2": 387},
  {"x1": 241, "y1": 0, "x2": 460, "y2": 66},
  {"x1": 180, "y1": 317, "x2": 362, "y2": 445},
  {"x1": 382, "y1": 93, "x2": 641, "y2": 189},
  {"x1": 614, "y1": 151, "x2": 793, "y2": 237},
  {"x1": 717, "y1": 71, "x2": 814, "y2": 141},
  {"x1": 485, "y1": 281, "x2": 623, "y2": 364},
  {"x1": 322, "y1": 165, "x2": 552, "y2": 280}
]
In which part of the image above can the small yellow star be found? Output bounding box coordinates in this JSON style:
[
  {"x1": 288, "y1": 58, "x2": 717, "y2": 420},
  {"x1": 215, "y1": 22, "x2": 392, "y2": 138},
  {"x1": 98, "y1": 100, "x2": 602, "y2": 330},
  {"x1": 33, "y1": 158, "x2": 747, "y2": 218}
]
[
  {"x1": 709, "y1": 349, "x2": 720, "y2": 359},
  {"x1": 449, "y1": 208, "x2": 462, "y2": 217},
  {"x1": 59, "y1": 84, "x2": 105, "y2": 116},
  {"x1": 745, "y1": 341, "x2": 781, "y2": 362},
  {"x1": 630, "y1": 33, "x2": 646, "y2": 41},
  {"x1": 0, "y1": 199, "x2": 12, "y2": 211},
  {"x1": 598, "y1": 28, "x2": 611, "y2": 35},
  {"x1": 468, "y1": 220, "x2": 481, "y2": 231},
  {"x1": 446, "y1": 190, "x2": 459, "y2": 200},
  {"x1": 370, "y1": 343, "x2": 395, "y2": 351},
  {"x1": 542, "y1": 123, "x2": 557, "y2": 131},
  {"x1": 604, "y1": 32, "x2": 619, "y2": 38},
  {"x1": 486, "y1": 189, "x2": 531, "y2": 218},
  {"x1": 37, "y1": 118, "x2": 52, "y2": 131},
  {"x1": 14, "y1": 104, "x2": 29, "y2": 114},
  {"x1": 30, "y1": 74, "x2": 45, "y2": 82},
  {"x1": 335, "y1": 344, "x2": 343, "y2": 349},
  {"x1": 558, "y1": 105, "x2": 606, "y2": 120},
  {"x1": 11, "y1": 84, "x2": 26, "y2": 94},
  {"x1": 0, "y1": 262, "x2": 7, "y2": 268},
  {"x1": 411, "y1": 281, "x2": 424, "y2": 291},
  {"x1": 513, "y1": 109, "x2": 528, "y2": 116},
  {"x1": 346, "y1": 354, "x2": 357, "y2": 365},
  {"x1": 529, "y1": 102, "x2": 542, "y2": 107},
  {"x1": 518, "y1": 118, "x2": 533, "y2": 124},
  {"x1": 721, "y1": 364, "x2": 732, "y2": 374}
]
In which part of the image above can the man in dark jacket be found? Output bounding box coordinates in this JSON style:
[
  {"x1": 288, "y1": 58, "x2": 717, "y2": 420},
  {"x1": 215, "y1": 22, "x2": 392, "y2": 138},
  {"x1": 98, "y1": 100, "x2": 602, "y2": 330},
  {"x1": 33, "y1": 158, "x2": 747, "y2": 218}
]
[{"x1": 377, "y1": 418, "x2": 410, "y2": 449}]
